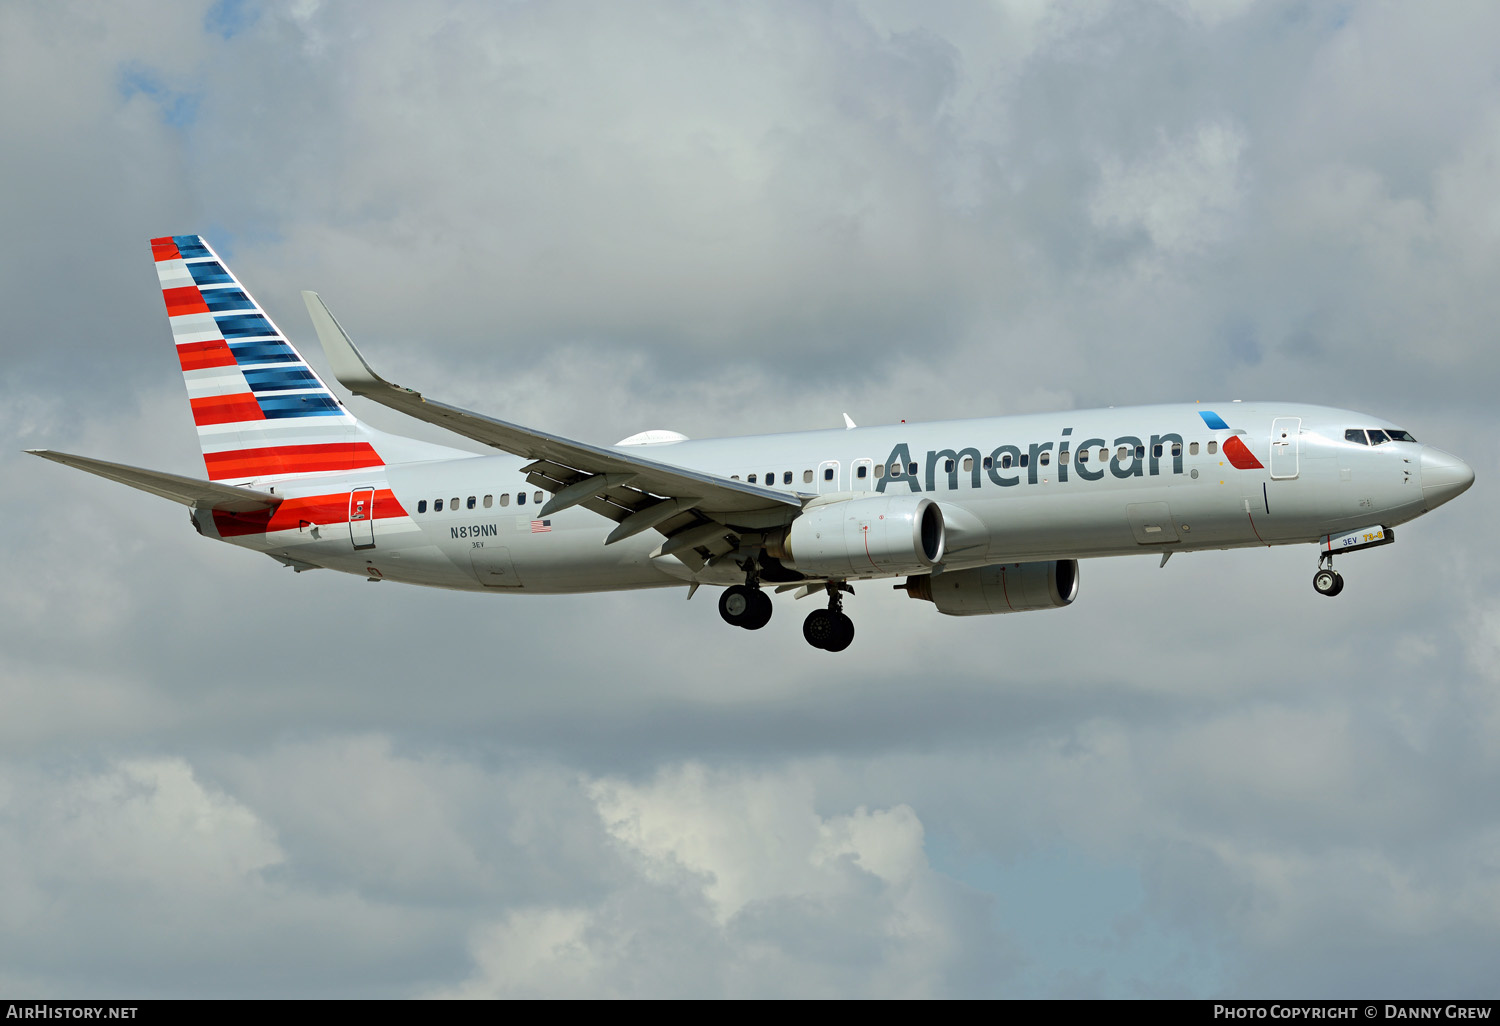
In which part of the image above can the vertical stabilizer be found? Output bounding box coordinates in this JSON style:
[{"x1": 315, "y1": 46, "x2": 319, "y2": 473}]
[{"x1": 150, "y1": 235, "x2": 459, "y2": 483}]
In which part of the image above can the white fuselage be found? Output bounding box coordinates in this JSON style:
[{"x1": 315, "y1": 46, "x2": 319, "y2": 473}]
[{"x1": 196, "y1": 401, "x2": 1452, "y2": 594}]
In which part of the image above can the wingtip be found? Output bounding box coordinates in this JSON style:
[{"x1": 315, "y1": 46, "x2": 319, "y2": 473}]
[{"x1": 301, "y1": 291, "x2": 383, "y2": 393}]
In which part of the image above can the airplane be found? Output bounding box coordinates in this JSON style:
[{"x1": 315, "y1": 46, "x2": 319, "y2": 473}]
[{"x1": 28, "y1": 235, "x2": 1475, "y2": 652}]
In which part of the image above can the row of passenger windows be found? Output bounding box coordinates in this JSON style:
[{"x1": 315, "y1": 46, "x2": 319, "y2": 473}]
[
  {"x1": 727, "y1": 442, "x2": 1197, "y2": 483},
  {"x1": 1346, "y1": 428, "x2": 1417, "y2": 445},
  {"x1": 414, "y1": 439, "x2": 1225, "y2": 516},
  {"x1": 416, "y1": 491, "x2": 545, "y2": 514}
]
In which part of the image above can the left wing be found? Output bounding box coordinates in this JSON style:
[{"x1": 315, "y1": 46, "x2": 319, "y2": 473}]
[{"x1": 301, "y1": 292, "x2": 803, "y2": 558}]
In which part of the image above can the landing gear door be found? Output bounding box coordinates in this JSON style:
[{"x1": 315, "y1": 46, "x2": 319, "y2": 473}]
[
  {"x1": 1270, "y1": 418, "x2": 1300, "y2": 480},
  {"x1": 349, "y1": 487, "x2": 376, "y2": 550}
]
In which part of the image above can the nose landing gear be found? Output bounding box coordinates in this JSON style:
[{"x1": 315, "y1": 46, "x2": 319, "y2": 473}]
[
  {"x1": 803, "y1": 582, "x2": 855, "y2": 652},
  {"x1": 1313, "y1": 555, "x2": 1345, "y2": 597}
]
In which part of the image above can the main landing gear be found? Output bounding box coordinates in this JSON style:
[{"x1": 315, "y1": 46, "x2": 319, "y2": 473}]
[
  {"x1": 1313, "y1": 555, "x2": 1345, "y2": 597},
  {"x1": 803, "y1": 582, "x2": 855, "y2": 652},
  {"x1": 719, "y1": 561, "x2": 773, "y2": 630}
]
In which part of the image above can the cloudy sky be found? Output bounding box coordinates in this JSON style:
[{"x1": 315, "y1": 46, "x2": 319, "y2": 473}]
[{"x1": 3, "y1": 0, "x2": 1498, "y2": 998}]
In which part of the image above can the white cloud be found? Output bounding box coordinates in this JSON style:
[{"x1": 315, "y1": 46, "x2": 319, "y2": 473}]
[{"x1": 1090, "y1": 121, "x2": 1249, "y2": 260}]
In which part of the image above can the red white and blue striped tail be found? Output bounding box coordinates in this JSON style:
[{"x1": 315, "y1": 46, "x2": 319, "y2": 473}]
[{"x1": 151, "y1": 235, "x2": 391, "y2": 483}]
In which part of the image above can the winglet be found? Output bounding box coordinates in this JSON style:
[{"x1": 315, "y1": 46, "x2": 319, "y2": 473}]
[
  {"x1": 301, "y1": 291, "x2": 408, "y2": 398},
  {"x1": 842, "y1": 412, "x2": 856, "y2": 430}
]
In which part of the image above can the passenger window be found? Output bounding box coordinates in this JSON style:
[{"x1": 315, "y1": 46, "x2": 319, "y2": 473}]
[
  {"x1": 483, "y1": 494, "x2": 493, "y2": 508},
  {"x1": 467, "y1": 496, "x2": 476, "y2": 510},
  {"x1": 418, "y1": 500, "x2": 428, "y2": 513},
  {"x1": 731, "y1": 475, "x2": 740, "y2": 481},
  {"x1": 1152, "y1": 444, "x2": 1163, "y2": 459},
  {"x1": 1039, "y1": 452, "x2": 1050, "y2": 466},
  {"x1": 499, "y1": 493, "x2": 510, "y2": 507},
  {"x1": 1207, "y1": 441, "x2": 1218, "y2": 455},
  {"x1": 890, "y1": 463, "x2": 903, "y2": 477},
  {"x1": 963, "y1": 456, "x2": 974, "y2": 472},
  {"x1": 451, "y1": 497, "x2": 460, "y2": 509},
  {"x1": 748, "y1": 474, "x2": 757, "y2": 484},
  {"x1": 874, "y1": 464, "x2": 884, "y2": 479},
  {"x1": 1076, "y1": 449, "x2": 1088, "y2": 464},
  {"x1": 1098, "y1": 448, "x2": 1108, "y2": 462},
  {"x1": 783, "y1": 472, "x2": 792, "y2": 485},
  {"x1": 517, "y1": 492, "x2": 526, "y2": 506},
  {"x1": 1117, "y1": 446, "x2": 1129, "y2": 461},
  {"x1": 944, "y1": 459, "x2": 955, "y2": 473},
  {"x1": 534, "y1": 491, "x2": 543, "y2": 503},
  {"x1": 1058, "y1": 451, "x2": 1068, "y2": 465},
  {"x1": 908, "y1": 462, "x2": 918, "y2": 476},
  {"x1": 435, "y1": 499, "x2": 444, "y2": 512},
  {"x1": 1135, "y1": 445, "x2": 1145, "y2": 460},
  {"x1": 804, "y1": 469, "x2": 814, "y2": 484},
  {"x1": 823, "y1": 468, "x2": 835, "y2": 481},
  {"x1": 1019, "y1": 454, "x2": 1029, "y2": 468},
  {"x1": 1172, "y1": 442, "x2": 1182, "y2": 457},
  {"x1": 766, "y1": 472, "x2": 775, "y2": 485},
  {"x1": 1000, "y1": 453, "x2": 1012, "y2": 469},
  {"x1": 856, "y1": 465, "x2": 868, "y2": 479},
  {"x1": 1190, "y1": 442, "x2": 1200, "y2": 455},
  {"x1": 982, "y1": 456, "x2": 992, "y2": 470}
]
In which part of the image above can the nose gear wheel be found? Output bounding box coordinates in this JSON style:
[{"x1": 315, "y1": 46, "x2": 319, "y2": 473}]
[
  {"x1": 1312, "y1": 567, "x2": 1344, "y2": 596},
  {"x1": 1313, "y1": 554, "x2": 1345, "y2": 597}
]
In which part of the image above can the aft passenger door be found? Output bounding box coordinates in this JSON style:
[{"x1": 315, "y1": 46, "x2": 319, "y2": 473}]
[{"x1": 348, "y1": 487, "x2": 376, "y2": 549}]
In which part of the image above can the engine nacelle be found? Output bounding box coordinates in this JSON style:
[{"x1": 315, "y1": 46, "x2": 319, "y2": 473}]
[
  {"x1": 902, "y1": 560, "x2": 1079, "y2": 616},
  {"x1": 768, "y1": 495, "x2": 945, "y2": 577}
]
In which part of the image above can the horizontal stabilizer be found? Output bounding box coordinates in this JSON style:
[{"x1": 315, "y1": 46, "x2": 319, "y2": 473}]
[{"x1": 27, "y1": 450, "x2": 282, "y2": 513}]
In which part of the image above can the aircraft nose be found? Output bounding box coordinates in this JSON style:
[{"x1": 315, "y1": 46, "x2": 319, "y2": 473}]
[{"x1": 1420, "y1": 446, "x2": 1475, "y2": 511}]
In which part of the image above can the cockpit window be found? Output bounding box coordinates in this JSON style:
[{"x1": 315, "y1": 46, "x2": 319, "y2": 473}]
[{"x1": 1349, "y1": 427, "x2": 1418, "y2": 445}]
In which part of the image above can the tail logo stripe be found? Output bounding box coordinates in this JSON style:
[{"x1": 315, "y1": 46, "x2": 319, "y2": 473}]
[
  {"x1": 170, "y1": 235, "x2": 212, "y2": 259},
  {"x1": 242, "y1": 367, "x2": 321, "y2": 391},
  {"x1": 215, "y1": 314, "x2": 278, "y2": 338},
  {"x1": 191, "y1": 393, "x2": 266, "y2": 426},
  {"x1": 162, "y1": 286, "x2": 210, "y2": 317},
  {"x1": 176, "y1": 339, "x2": 239, "y2": 372},
  {"x1": 203, "y1": 289, "x2": 256, "y2": 313},
  {"x1": 203, "y1": 443, "x2": 384, "y2": 480},
  {"x1": 226, "y1": 341, "x2": 299, "y2": 365},
  {"x1": 187, "y1": 261, "x2": 234, "y2": 285}
]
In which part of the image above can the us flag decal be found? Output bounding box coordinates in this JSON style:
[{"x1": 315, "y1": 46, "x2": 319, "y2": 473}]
[{"x1": 530, "y1": 519, "x2": 552, "y2": 533}]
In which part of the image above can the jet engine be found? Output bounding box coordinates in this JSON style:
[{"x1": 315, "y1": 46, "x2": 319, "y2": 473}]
[
  {"x1": 765, "y1": 495, "x2": 945, "y2": 577},
  {"x1": 901, "y1": 560, "x2": 1079, "y2": 616}
]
